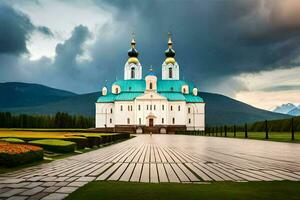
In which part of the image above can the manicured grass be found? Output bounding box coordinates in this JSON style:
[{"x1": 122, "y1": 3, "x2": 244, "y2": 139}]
[
  {"x1": 0, "y1": 138, "x2": 25, "y2": 143},
  {"x1": 207, "y1": 132, "x2": 300, "y2": 143},
  {"x1": 66, "y1": 181, "x2": 300, "y2": 200},
  {"x1": 29, "y1": 139, "x2": 76, "y2": 153}
]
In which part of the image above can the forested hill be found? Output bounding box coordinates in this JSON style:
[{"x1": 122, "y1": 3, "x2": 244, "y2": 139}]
[
  {"x1": 0, "y1": 82, "x2": 77, "y2": 108},
  {"x1": 0, "y1": 82, "x2": 290, "y2": 125}
]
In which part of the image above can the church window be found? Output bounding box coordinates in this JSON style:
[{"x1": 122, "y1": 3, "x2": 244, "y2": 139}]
[
  {"x1": 183, "y1": 88, "x2": 186, "y2": 93},
  {"x1": 110, "y1": 108, "x2": 113, "y2": 113},
  {"x1": 131, "y1": 67, "x2": 135, "y2": 79},
  {"x1": 120, "y1": 105, "x2": 123, "y2": 111},
  {"x1": 131, "y1": 105, "x2": 133, "y2": 111},
  {"x1": 150, "y1": 105, "x2": 152, "y2": 110},
  {"x1": 162, "y1": 105, "x2": 165, "y2": 110},
  {"x1": 110, "y1": 118, "x2": 112, "y2": 123},
  {"x1": 139, "y1": 118, "x2": 141, "y2": 125},
  {"x1": 188, "y1": 107, "x2": 191, "y2": 114},
  {"x1": 178, "y1": 106, "x2": 180, "y2": 111},
  {"x1": 172, "y1": 118, "x2": 175, "y2": 124},
  {"x1": 138, "y1": 105, "x2": 141, "y2": 111},
  {"x1": 154, "y1": 105, "x2": 156, "y2": 110},
  {"x1": 127, "y1": 118, "x2": 130, "y2": 124},
  {"x1": 150, "y1": 82, "x2": 153, "y2": 90},
  {"x1": 128, "y1": 105, "x2": 130, "y2": 111},
  {"x1": 171, "y1": 105, "x2": 173, "y2": 111},
  {"x1": 189, "y1": 118, "x2": 191, "y2": 124},
  {"x1": 116, "y1": 88, "x2": 119, "y2": 94},
  {"x1": 169, "y1": 67, "x2": 173, "y2": 78},
  {"x1": 162, "y1": 118, "x2": 164, "y2": 124}
]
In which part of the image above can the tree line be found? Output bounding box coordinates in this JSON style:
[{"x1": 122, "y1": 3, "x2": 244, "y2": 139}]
[
  {"x1": 206, "y1": 116, "x2": 300, "y2": 132},
  {"x1": 0, "y1": 112, "x2": 94, "y2": 128}
]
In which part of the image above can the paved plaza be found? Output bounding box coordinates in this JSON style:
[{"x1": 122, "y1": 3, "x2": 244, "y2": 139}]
[{"x1": 0, "y1": 135, "x2": 300, "y2": 199}]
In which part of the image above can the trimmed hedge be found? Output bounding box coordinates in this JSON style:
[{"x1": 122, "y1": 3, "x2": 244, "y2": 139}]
[
  {"x1": 29, "y1": 139, "x2": 76, "y2": 153},
  {"x1": 0, "y1": 138, "x2": 25, "y2": 144},
  {"x1": 0, "y1": 142, "x2": 43, "y2": 167},
  {"x1": 63, "y1": 137, "x2": 88, "y2": 149}
]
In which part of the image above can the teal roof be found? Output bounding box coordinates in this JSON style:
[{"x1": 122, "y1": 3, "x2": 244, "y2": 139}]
[
  {"x1": 160, "y1": 92, "x2": 186, "y2": 101},
  {"x1": 157, "y1": 80, "x2": 193, "y2": 93},
  {"x1": 97, "y1": 79, "x2": 203, "y2": 103},
  {"x1": 184, "y1": 94, "x2": 204, "y2": 103},
  {"x1": 113, "y1": 80, "x2": 145, "y2": 92},
  {"x1": 114, "y1": 92, "x2": 143, "y2": 101},
  {"x1": 96, "y1": 93, "x2": 116, "y2": 103}
]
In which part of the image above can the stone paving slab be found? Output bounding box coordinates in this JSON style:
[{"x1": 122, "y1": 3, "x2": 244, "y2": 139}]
[{"x1": 0, "y1": 135, "x2": 300, "y2": 199}]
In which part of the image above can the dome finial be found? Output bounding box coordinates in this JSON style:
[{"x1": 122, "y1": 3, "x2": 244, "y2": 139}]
[
  {"x1": 131, "y1": 32, "x2": 136, "y2": 48},
  {"x1": 168, "y1": 32, "x2": 173, "y2": 48},
  {"x1": 149, "y1": 65, "x2": 153, "y2": 72}
]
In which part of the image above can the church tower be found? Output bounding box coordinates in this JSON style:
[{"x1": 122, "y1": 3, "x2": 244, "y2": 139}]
[
  {"x1": 162, "y1": 33, "x2": 179, "y2": 80},
  {"x1": 124, "y1": 35, "x2": 142, "y2": 80}
]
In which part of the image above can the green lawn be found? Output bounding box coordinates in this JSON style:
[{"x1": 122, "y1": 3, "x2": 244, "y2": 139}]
[
  {"x1": 207, "y1": 132, "x2": 300, "y2": 143},
  {"x1": 66, "y1": 181, "x2": 300, "y2": 200}
]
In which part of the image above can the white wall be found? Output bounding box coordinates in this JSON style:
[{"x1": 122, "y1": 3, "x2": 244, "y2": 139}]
[
  {"x1": 186, "y1": 103, "x2": 205, "y2": 131},
  {"x1": 95, "y1": 103, "x2": 114, "y2": 128},
  {"x1": 124, "y1": 62, "x2": 142, "y2": 80},
  {"x1": 162, "y1": 62, "x2": 180, "y2": 80}
]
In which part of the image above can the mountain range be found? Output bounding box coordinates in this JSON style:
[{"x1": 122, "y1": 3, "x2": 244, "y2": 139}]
[
  {"x1": 0, "y1": 82, "x2": 290, "y2": 125},
  {"x1": 273, "y1": 103, "x2": 300, "y2": 116}
]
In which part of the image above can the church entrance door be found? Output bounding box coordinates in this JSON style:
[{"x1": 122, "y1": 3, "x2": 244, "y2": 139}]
[{"x1": 149, "y1": 118, "x2": 154, "y2": 127}]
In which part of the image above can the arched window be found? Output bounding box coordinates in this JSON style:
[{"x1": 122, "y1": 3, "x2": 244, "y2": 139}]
[
  {"x1": 172, "y1": 118, "x2": 175, "y2": 124},
  {"x1": 120, "y1": 105, "x2": 123, "y2": 111},
  {"x1": 116, "y1": 87, "x2": 119, "y2": 94},
  {"x1": 149, "y1": 82, "x2": 153, "y2": 90},
  {"x1": 131, "y1": 67, "x2": 135, "y2": 79},
  {"x1": 162, "y1": 118, "x2": 164, "y2": 124},
  {"x1": 169, "y1": 67, "x2": 173, "y2": 78},
  {"x1": 162, "y1": 105, "x2": 165, "y2": 110},
  {"x1": 110, "y1": 118, "x2": 112, "y2": 123},
  {"x1": 178, "y1": 106, "x2": 180, "y2": 111},
  {"x1": 188, "y1": 107, "x2": 191, "y2": 114},
  {"x1": 127, "y1": 118, "x2": 130, "y2": 124},
  {"x1": 110, "y1": 108, "x2": 113, "y2": 113},
  {"x1": 189, "y1": 118, "x2": 191, "y2": 124},
  {"x1": 183, "y1": 88, "x2": 186, "y2": 93},
  {"x1": 171, "y1": 105, "x2": 173, "y2": 111}
]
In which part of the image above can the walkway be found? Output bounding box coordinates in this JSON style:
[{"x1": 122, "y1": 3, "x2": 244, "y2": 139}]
[{"x1": 0, "y1": 135, "x2": 300, "y2": 199}]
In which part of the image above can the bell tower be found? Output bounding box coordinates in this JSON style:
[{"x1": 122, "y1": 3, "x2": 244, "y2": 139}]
[
  {"x1": 124, "y1": 33, "x2": 142, "y2": 80},
  {"x1": 162, "y1": 32, "x2": 179, "y2": 80}
]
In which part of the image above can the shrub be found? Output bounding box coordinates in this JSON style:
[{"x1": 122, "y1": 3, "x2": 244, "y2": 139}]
[
  {"x1": 0, "y1": 138, "x2": 25, "y2": 144},
  {"x1": 0, "y1": 142, "x2": 43, "y2": 167},
  {"x1": 63, "y1": 137, "x2": 88, "y2": 149},
  {"x1": 29, "y1": 139, "x2": 76, "y2": 153}
]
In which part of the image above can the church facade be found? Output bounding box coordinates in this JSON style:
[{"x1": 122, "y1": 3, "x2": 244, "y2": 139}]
[{"x1": 95, "y1": 34, "x2": 205, "y2": 134}]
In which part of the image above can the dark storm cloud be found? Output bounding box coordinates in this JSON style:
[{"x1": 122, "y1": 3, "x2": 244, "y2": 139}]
[
  {"x1": 54, "y1": 25, "x2": 91, "y2": 72},
  {"x1": 93, "y1": 0, "x2": 300, "y2": 91},
  {"x1": 1, "y1": 0, "x2": 300, "y2": 94},
  {"x1": 0, "y1": 3, "x2": 52, "y2": 55},
  {"x1": 261, "y1": 85, "x2": 300, "y2": 92}
]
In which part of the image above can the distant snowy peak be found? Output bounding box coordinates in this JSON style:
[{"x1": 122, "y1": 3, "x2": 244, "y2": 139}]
[
  {"x1": 273, "y1": 103, "x2": 297, "y2": 114},
  {"x1": 287, "y1": 108, "x2": 300, "y2": 116}
]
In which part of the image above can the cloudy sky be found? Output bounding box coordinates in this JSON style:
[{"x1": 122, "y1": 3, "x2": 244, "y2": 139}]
[{"x1": 0, "y1": 0, "x2": 300, "y2": 110}]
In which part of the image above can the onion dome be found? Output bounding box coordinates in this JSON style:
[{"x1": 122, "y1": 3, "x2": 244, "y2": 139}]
[
  {"x1": 128, "y1": 38, "x2": 139, "y2": 58},
  {"x1": 164, "y1": 32, "x2": 176, "y2": 63}
]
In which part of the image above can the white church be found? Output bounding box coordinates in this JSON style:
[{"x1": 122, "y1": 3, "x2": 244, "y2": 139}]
[{"x1": 95, "y1": 34, "x2": 205, "y2": 134}]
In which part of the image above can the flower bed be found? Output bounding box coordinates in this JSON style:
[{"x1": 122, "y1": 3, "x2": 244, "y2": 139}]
[
  {"x1": 0, "y1": 142, "x2": 44, "y2": 167},
  {"x1": 29, "y1": 139, "x2": 76, "y2": 153}
]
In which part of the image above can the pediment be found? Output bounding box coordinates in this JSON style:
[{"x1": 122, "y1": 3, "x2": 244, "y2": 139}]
[{"x1": 136, "y1": 92, "x2": 167, "y2": 100}]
